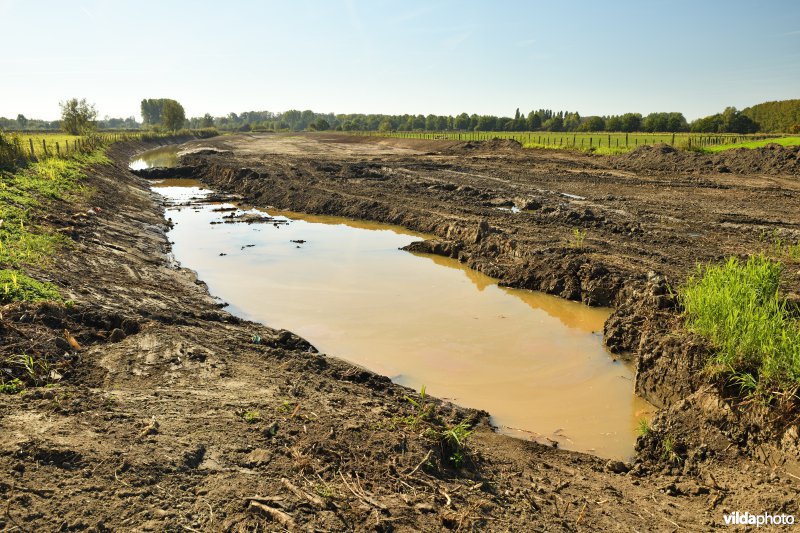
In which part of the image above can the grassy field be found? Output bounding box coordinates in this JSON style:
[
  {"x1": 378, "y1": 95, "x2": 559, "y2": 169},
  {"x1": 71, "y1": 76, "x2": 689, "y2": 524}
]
[
  {"x1": 0, "y1": 132, "x2": 126, "y2": 162},
  {"x1": 702, "y1": 136, "x2": 800, "y2": 153},
  {"x1": 0, "y1": 129, "x2": 218, "y2": 167},
  {"x1": 348, "y1": 130, "x2": 796, "y2": 154}
]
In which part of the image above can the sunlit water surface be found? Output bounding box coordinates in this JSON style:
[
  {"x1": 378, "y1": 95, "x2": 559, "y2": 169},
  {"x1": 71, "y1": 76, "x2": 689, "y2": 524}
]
[{"x1": 134, "y1": 147, "x2": 652, "y2": 459}]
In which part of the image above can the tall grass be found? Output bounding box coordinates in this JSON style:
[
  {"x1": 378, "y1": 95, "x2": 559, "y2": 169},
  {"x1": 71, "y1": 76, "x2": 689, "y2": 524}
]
[{"x1": 679, "y1": 255, "x2": 800, "y2": 398}]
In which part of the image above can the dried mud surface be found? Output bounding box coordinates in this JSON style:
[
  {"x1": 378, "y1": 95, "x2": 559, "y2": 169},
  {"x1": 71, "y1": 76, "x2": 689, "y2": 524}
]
[{"x1": 1, "y1": 136, "x2": 798, "y2": 531}]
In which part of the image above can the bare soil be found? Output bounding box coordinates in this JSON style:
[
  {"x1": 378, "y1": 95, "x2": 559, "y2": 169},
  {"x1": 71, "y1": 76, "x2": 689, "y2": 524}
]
[{"x1": 1, "y1": 135, "x2": 799, "y2": 531}]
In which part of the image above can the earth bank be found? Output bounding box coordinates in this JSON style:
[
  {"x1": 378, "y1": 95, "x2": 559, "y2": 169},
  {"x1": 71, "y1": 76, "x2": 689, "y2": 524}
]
[{"x1": 0, "y1": 136, "x2": 798, "y2": 531}]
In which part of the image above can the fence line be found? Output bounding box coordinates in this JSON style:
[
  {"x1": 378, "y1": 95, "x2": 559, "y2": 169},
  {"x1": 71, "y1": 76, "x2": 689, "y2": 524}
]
[
  {"x1": 339, "y1": 130, "x2": 782, "y2": 151},
  {"x1": 0, "y1": 129, "x2": 218, "y2": 168}
]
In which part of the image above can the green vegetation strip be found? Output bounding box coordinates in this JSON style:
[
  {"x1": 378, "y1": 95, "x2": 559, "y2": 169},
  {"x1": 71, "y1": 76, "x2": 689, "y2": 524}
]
[
  {"x1": 679, "y1": 255, "x2": 800, "y2": 398},
  {"x1": 347, "y1": 130, "x2": 792, "y2": 154},
  {"x1": 0, "y1": 149, "x2": 111, "y2": 305},
  {"x1": 701, "y1": 136, "x2": 800, "y2": 153}
]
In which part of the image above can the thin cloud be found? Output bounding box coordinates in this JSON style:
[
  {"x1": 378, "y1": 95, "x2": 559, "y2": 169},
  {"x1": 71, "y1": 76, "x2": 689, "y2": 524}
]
[
  {"x1": 79, "y1": 5, "x2": 95, "y2": 20},
  {"x1": 442, "y1": 31, "x2": 472, "y2": 51},
  {"x1": 344, "y1": 0, "x2": 364, "y2": 32},
  {"x1": 394, "y1": 4, "x2": 438, "y2": 24},
  {"x1": 516, "y1": 38, "x2": 537, "y2": 47}
]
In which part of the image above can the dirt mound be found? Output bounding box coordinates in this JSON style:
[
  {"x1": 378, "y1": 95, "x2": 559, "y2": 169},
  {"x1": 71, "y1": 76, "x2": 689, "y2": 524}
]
[
  {"x1": 441, "y1": 138, "x2": 523, "y2": 154},
  {"x1": 614, "y1": 142, "x2": 800, "y2": 175}
]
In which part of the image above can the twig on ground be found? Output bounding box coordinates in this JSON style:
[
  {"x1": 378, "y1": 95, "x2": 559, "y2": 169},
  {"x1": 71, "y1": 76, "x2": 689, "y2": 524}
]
[
  {"x1": 404, "y1": 449, "x2": 432, "y2": 478},
  {"x1": 338, "y1": 471, "x2": 386, "y2": 510},
  {"x1": 281, "y1": 477, "x2": 328, "y2": 509},
  {"x1": 575, "y1": 502, "x2": 588, "y2": 526},
  {"x1": 248, "y1": 500, "x2": 296, "y2": 530}
]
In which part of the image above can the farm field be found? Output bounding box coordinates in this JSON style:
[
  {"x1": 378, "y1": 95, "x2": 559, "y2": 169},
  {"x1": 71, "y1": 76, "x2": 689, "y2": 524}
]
[
  {"x1": 349, "y1": 129, "x2": 791, "y2": 154},
  {"x1": 0, "y1": 130, "x2": 216, "y2": 166}
]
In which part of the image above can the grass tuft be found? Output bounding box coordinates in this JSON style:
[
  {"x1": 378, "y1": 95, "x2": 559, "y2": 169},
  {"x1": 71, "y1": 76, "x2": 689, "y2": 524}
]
[
  {"x1": 0, "y1": 269, "x2": 61, "y2": 303},
  {"x1": 679, "y1": 254, "x2": 800, "y2": 398}
]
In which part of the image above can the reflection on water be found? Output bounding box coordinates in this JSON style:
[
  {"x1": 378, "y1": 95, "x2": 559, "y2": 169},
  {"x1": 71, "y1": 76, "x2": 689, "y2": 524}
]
[
  {"x1": 129, "y1": 145, "x2": 180, "y2": 170},
  {"x1": 137, "y1": 144, "x2": 653, "y2": 460}
]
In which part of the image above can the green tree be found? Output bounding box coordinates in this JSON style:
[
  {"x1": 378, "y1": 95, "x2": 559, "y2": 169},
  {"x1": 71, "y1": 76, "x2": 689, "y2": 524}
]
[
  {"x1": 161, "y1": 100, "x2": 186, "y2": 131},
  {"x1": 16, "y1": 114, "x2": 28, "y2": 129},
  {"x1": 720, "y1": 107, "x2": 758, "y2": 133},
  {"x1": 140, "y1": 99, "x2": 164, "y2": 126},
  {"x1": 60, "y1": 98, "x2": 97, "y2": 135},
  {"x1": 577, "y1": 116, "x2": 605, "y2": 132},
  {"x1": 313, "y1": 118, "x2": 331, "y2": 131},
  {"x1": 605, "y1": 116, "x2": 623, "y2": 131},
  {"x1": 620, "y1": 113, "x2": 642, "y2": 132},
  {"x1": 378, "y1": 118, "x2": 392, "y2": 132},
  {"x1": 527, "y1": 111, "x2": 542, "y2": 130},
  {"x1": 542, "y1": 116, "x2": 563, "y2": 131},
  {"x1": 475, "y1": 115, "x2": 497, "y2": 131},
  {"x1": 201, "y1": 113, "x2": 214, "y2": 128},
  {"x1": 742, "y1": 99, "x2": 800, "y2": 133},
  {"x1": 454, "y1": 112, "x2": 470, "y2": 130}
]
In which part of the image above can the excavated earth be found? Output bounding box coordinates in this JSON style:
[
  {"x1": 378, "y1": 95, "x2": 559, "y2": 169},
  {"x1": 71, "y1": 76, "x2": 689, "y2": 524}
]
[{"x1": 1, "y1": 134, "x2": 799, "y2": 531}]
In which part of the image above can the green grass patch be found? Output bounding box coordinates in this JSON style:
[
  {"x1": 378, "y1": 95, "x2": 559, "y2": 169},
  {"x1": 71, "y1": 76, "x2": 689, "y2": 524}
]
[
  {"x1": 242, "y1": 410, "x2": 261, "y2": 423},
  {"x1": 0, "y1": 269, "x2": 61, "y2": 304},
  {"x1": 679, "y1": 255, "x2": 800, "y2": 398},
  {"x1": 0, "y1": 147, "x2": 110, "y2": 303},
  {"x1": 0, "y1": 377, "x2": 24, "y2": 394},
  {"x1": 701, "y1": 136, "x2": 800, "y2": 153}
]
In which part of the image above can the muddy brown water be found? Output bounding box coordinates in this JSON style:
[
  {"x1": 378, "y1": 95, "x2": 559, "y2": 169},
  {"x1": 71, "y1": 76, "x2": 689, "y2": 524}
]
[{"x1": 133, "y1": 148, "x2": 652, "y2": 460}]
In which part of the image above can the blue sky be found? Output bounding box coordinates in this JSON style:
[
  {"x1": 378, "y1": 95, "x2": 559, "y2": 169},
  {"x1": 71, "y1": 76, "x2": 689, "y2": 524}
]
[{"x1": 1, "y1": 0, "x2": 799, "y2": 121}]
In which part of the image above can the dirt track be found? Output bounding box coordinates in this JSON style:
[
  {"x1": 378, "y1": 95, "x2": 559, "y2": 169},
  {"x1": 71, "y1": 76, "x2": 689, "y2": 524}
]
[{"x1": 1, "y1": 135, "x2": 799, "y2": 531}]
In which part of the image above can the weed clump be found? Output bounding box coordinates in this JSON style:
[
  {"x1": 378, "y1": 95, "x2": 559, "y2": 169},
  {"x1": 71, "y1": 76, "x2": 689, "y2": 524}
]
[
  {"x1": 401, "y1": 386, "x2": 475, "y2": 469},
  {"x1": 679, "y1": 254, "x2": 800, "y2": 398},
  {"x1": 0, "y1": 269, "x2": 61, "y2": 304},
  {"x1": 243, "y1": 410, "x2": 262, "y2": 423}
]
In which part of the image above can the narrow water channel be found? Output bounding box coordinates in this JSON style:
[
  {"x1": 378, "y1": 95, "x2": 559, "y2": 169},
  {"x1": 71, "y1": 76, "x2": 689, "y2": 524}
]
[{"x1": 133, "y1": 147, "x2": 652, "y2": 460}]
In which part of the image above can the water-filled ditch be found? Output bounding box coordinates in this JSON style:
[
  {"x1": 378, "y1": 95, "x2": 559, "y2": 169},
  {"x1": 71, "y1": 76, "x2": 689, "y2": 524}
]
[{"x1": 133, "y1": 147, "x2": 652, "y2": 460}]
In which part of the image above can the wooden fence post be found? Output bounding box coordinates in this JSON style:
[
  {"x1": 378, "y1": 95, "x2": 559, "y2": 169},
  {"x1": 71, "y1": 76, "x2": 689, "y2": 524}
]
[
  {"x1": 42, "y1": 139, "x2": 47, "y2": 157},
  {"x1": 56, "y1": 142, "x2": 60, "y2": 156},
  {"x1": 29, "y1": 138, "x2": 35, "y2": 157}
]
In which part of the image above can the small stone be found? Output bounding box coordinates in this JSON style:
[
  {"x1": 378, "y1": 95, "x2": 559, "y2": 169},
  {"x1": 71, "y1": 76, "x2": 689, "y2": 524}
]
[
  {"x1": 605, "y1": 460, "x2": 630, "y2": 474},
  {"x1": 264, "y1": 421, "x2": 279, "y2": 437},
  {"x1": 246, "y1": 448, "x2": 271, "y2": 466},
  {"x1": 109, "y1": 328, "x2": 126, "y2": 342},
  {"x1": 415, "y1": 503, "x2": 435, "y2": 513}
]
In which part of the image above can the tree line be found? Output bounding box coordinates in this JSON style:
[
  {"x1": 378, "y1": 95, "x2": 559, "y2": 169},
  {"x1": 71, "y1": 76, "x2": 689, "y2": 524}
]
[
  {"x1": 0, "y1": 113, "x2": 139, "y2": 131},
  {"x1": 741, "y1": 99, "x2": 800, "y2": 133},
  {"x1": 2, "y1": 98, "x2": 797, "y2": 135},
  {"x1": 190, "y1": 106, "x2": 775, "y2": 135}
]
